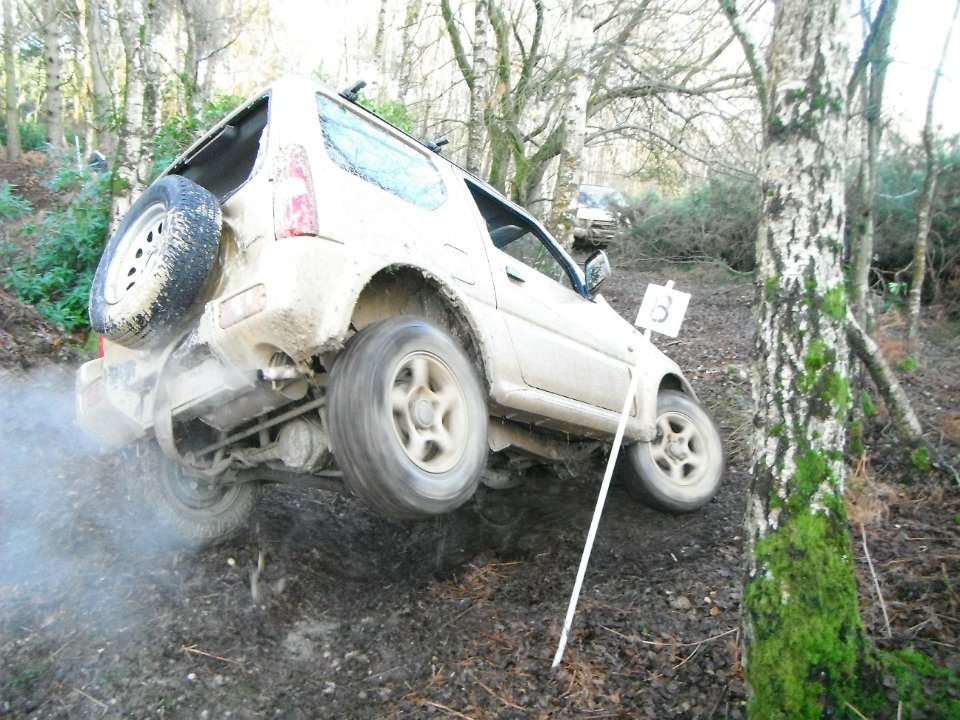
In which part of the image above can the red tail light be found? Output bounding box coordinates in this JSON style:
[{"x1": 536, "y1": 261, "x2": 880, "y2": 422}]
[
  {"x1": 97, "y1": 335, "x2": 105, "y2": 358},
  {"x1": 273, "y1": 144, "x2": 319, "y2": 238}
]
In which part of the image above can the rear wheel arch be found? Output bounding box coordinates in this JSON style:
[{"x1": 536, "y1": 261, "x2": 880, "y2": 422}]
[{"x1": 348, "y1": 265, "x2": 489, "y2": 388}]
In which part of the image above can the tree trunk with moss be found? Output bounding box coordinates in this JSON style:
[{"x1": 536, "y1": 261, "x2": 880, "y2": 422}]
[{"x1": 744, "y1": 1, "x2": 871, "y2": 717}]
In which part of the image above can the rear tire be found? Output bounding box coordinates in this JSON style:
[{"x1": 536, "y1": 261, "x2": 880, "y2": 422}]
[
  {"x1": 327, "y1": 316, "x2": 488, "y2": 519},
  {"x1": 139, "y1": 443, "x2": 259, "y2": 546},
  {"x1": 622, "y1": 390, "x2": 724, "y2": 513}
]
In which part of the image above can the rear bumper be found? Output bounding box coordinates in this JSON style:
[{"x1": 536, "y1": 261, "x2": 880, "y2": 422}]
[{"x1": 75, "y1": 358, "x2": 143, "y2": 448}]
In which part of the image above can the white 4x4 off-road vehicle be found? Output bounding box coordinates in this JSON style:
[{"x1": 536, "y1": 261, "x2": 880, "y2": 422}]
[{"x1": 76, "y1": 76, "x2": 723, "y2": 544}]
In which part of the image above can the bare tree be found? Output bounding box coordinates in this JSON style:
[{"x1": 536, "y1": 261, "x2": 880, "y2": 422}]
[
  {"x1": 548, "y1": 0, "x2": 595, "y2": 249},
  {"x1": 742, "y1": 0, "x2": 877, "y2": 715},
  {"x1": 175, "y1": 0, "x2": 256, "y2": 113},
  {"x1": 42, "y1": 0, "x2": 65, "y2": 150},
  {"x1": 439, "y1": 0, "x2": 490, "y2": 175},
  {"x1": 467, "y1": 0, "x2": 490, "y2": 174},
  {"x1": 847, "y1": 0, "x2": 898, "y2": 329},
  {"x1": 110, "y1": 0, "x2": 151, "y2": 228},
  {"x1": 2, "y1": 0, "x2": 21, "y2": 161},
  {"x1": 397, "y1": 0, "x2": 423, "y2": 104},
  {"x1": 83, "y1": 0, "x2": 115, "y2": 154},
  {"x1": 906, "y1": 0, "x2": 960, "y2": 359},
  {"x1": 725, "y1": 0, "x2": 922, "y2": 449}
]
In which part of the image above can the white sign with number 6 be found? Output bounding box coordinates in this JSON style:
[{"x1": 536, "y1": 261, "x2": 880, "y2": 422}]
[{"x1": 635, "y1": 282, "x2": 690, "y2": 338}]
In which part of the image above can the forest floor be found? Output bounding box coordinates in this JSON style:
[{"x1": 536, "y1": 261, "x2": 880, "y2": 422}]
[{"x1": 1, "y1": 158, "x2": 959, "y2": 718}]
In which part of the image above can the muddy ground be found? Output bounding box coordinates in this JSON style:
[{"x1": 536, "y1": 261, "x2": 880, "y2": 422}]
[{"x1": 1, "y1": 247, "x2": 959, "y2": 718}]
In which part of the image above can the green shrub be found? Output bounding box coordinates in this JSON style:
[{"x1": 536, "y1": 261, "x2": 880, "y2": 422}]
[
  {"x1": 0, "y1": 180, "x2": 33, "y2": 221},
  {"x1": 0, "y1": 181, "x2": 32, "y2": 271},
  {"x1": 866, "y1": 135, "x2": 960, "y2": 312},
  {"x1": 619, "y1": 173, "x2": 759, "y2": 271},
  {"x1": 359, "y1": 95, "x2": 414, "y2": 133},
  {"x1": 0, "y1": 119, "x2": 46, "y2": 152},
  {"x1": 4, "y1": 166, "x2": 109, "y2": 331}
]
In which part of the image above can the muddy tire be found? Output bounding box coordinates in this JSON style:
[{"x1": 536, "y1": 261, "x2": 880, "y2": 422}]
[
  {"x1": 89, "y1": 175, "x2": 221, "y2": 348},
  {"x1": 622, "y1": 391, "x2": 724, "y2": 513},
  {"x1": 140, "y1": 446, "x2": 259, "y2": 546},
  {"x1": 328, "y1": 316, "x2": 488, "y2": 519}
]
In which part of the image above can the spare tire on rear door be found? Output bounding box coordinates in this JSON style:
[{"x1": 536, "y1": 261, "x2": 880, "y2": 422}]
[{"x1": 89, "y1": 175, "x2": 221, "y2": 348}]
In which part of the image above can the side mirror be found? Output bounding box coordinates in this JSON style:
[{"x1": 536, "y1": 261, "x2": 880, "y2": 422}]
[{"x1": 584, "y1": 250, "x2": 611, "y2": 297}]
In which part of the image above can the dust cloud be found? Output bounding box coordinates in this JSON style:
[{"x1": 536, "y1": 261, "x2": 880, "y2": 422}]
[{"x1": 0, "y1": 367, "x2": 189, "y2": 636}]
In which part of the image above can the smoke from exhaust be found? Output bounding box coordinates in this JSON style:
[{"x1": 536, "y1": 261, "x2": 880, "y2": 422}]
[{"x1": 0, "y1": 366, "x2": 198, "y2": 635}]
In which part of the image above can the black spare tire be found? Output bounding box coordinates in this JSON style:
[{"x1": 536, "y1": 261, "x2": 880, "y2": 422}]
[
  {"x1": 89, "y1": 175, "x2": 221, "y2": 347},
  {"x1": 327, "y1": 316, "x2": 488, "y2": 519}
]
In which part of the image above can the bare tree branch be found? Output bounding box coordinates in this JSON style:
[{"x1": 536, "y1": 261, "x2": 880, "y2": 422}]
[{"x1": 718, "y1": 0, "x2": 768, "y2": 117}]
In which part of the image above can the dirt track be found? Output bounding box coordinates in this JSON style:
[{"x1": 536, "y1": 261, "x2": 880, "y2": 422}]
[{"x1": 1, "y1": 263, "x2": 958, "y2": 718}]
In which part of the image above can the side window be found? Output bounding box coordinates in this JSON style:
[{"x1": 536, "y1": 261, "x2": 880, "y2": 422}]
[
  {"x1": 466, "y1": 181, "x2": 576, "y2": 290},
  {"x1": 316, "y1": 95, "x2": 446, "y2": 210},
  {"x1": 492, "y1": 226, "x2": 572, "y2": 288}
]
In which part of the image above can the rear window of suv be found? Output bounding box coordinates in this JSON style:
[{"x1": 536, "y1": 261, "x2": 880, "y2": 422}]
[{"x1": 316, "y1": 95, "x2": 446, "y2": 210}]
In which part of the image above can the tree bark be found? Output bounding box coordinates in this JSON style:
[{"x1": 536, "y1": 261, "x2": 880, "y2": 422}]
[
  {"x1": 42, "y1": 0, "x2": 65, "y2": 151},
  {"x1": 397, "y1": 0, "x2": 421, "y2": 104},
  {"x1": 466, "y1": 0, "x2": 489, "y2": 175},
  {"x1": 84, "y1": 0, "x2": 115, "y2": 155},
  {"x1": 549, "y1": 0, "x2": 594, "y2": 250},
  {"x1": 744, "y1": 1, "x2": 870, "y2": 716},
  {"x1": 2, "y1": 0, "x2": 20, "y2": 161},
  {"x1": 845, "y1": 309, "x2": 923, "y2": 444},
  {"x1": 906, "y1": 0, "x2": 959, "y2": 359},
  {"x1": 110, "y1": 0, "x2": 150, "y2": 231},
  {"x1": 848, "y1": 0, "x2": 897, "y2": 329}
]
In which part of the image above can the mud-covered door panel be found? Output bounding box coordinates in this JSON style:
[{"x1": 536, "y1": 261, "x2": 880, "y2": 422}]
[{"x1": 465, "y1": 182, "x2": 631, "y2": 412}]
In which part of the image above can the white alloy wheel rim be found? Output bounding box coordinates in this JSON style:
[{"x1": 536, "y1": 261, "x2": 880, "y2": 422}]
[
  {"x1": 648, "y1": 411, "x2": 709, "y2": 486},
  {"x1": 104, "y1": 202, "x2": 168, "y2": 305},
  {"x1": 390, "y1": 351, "x2": 469, "y2": 473}
]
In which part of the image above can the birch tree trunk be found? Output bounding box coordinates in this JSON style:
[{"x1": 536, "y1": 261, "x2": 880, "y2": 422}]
[
  {"x1": 744, "y1": 0, "x2": 870, "y2": 716},
  {"x1": 84, "y1": 0, "x2": 115, "y2": 155},
  {"x1": 2, "y1": 0, "x2": 20, "y2": 161},
  {"x1": 110, "y1": 1, "x2": 150, "y2": 230},
  {"x1": 906, "y1": 0, "x2": 959, "y2": 359},
  {"x1": 548, "y1": 0, "x2": 594, "y2": 251},
  {"x1": 397, "y1": 0, "x2": 421, "y2": 104},
  {"x1": 177, "y1": 0, "x2": 203, "y2": 115},
  {"x1": 848, "y1": 0, "x2": 897, "y2": 329},
  {"x1": 42, "y1": 0, "x2": 65, "y2": 150},
  {"x1": 466, "y1": 0, "x2": 490, "y2": 175}
]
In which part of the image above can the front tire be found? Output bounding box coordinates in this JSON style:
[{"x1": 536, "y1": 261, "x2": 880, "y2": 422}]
[
  {"x1": 327, "y1": 316, "x2": 488, "y2": 519},
  {"x1": 622, "y1": 390, "x2": 724, "y2": 513}
]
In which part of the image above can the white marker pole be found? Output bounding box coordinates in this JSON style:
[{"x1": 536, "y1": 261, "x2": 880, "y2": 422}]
[{"x1": 552, "y1": 279, "x2": 677, "y2": 670}]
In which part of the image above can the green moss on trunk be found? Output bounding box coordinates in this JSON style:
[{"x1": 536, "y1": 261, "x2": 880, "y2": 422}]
[{"x1": 745, "y1": 506, "x2": 866, "y2": 718}]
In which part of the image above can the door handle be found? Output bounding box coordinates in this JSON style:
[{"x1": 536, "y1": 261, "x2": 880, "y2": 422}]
[{"x1": 506, "y1": 265, "x2": 526, "y2": 283}]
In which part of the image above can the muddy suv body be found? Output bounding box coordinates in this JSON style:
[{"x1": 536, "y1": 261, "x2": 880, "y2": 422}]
[{"x1": 76, "y1": 76, "x2": 723, "y2": 542}]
